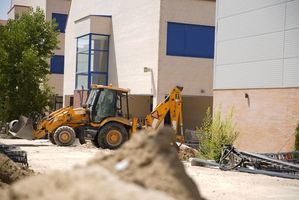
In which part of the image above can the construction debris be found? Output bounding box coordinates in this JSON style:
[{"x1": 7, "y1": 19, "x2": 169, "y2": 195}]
[
  {"x1": 191, "y1": 145, "x2": 299, "y2": 180},
  {"x1": 0, "y1": 143, "x2": 28, "y2": 166},
  {"x1": 178, "y1": 144, "x2": 198, "y2": 161},
  {"x1": 0, "y1": 128, "x2": 203, "y2": 200}
]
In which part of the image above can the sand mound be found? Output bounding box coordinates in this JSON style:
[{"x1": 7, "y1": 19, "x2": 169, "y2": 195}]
[
  {"x1": 88, "y1": 127, "x2": 203, "y2": 200},
  {"x1": 0, "y1": 153, "x2": 33, "y2": 184},
  {"x1": 0, "y1": 166, "x2": 174, "y2": 200}
]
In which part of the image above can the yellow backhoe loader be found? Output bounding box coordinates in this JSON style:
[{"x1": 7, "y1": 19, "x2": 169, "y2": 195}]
[{"x1": 9, "y1": 85, "x2": 184, "y2": 149}]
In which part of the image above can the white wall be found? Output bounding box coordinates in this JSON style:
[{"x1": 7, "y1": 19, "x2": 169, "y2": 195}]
[
  {"x1": 64, "y1": 0, "x2": 161, "y2": 96},
  {"x1": 215, "y1": 0, "x2": 299, "y2": 89}
]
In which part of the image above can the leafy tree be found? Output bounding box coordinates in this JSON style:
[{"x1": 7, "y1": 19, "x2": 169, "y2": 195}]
[{"x1": 0, "y1": 8, "x2": 59, "y2": 123}]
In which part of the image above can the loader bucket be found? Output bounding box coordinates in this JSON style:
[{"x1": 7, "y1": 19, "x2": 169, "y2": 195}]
[{"x1": 9, "y1": 116, "x2": 35, "y2": 140}]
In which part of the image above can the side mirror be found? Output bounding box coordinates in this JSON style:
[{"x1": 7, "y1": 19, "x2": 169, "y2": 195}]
[{"x1": 82, "y1": 104, "x2": 87, "y2": 109}]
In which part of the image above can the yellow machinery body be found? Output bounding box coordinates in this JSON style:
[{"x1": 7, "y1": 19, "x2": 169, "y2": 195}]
[{"x1": 10, "y1": 85, "x2": 184, "y2": 149}]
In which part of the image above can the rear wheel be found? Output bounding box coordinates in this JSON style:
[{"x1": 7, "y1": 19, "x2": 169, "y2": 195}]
[
  {"x1": 54, "y1": 126, "x2": 76, "y2": 146},
  {"x1": 48, "y1": 133, "x2": 56, "y2": 145},
  {"x1": 97, "y1": 122, "x2": 128, "y2": 150}
]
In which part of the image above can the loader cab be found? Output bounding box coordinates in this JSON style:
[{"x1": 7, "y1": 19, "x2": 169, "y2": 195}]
[{"x1": 86, "y1": 85, "x2": 130, "y2": 123}]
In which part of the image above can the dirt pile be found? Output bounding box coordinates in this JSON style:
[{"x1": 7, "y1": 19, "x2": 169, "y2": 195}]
[
  {"x1": 0, "y1": 165, "x2": 174, "y2": 200},
  {"x1": 0, "y1": 153, "x2": 33, "y2": 184},
  {"x1": 179, "y1": 144, "x2": 198, "y2": 161},
  {"x1": 88, "y1": 127, "x2": 203, "y2": 200}
]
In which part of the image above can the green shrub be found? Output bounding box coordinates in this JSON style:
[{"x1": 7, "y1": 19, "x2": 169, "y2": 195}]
[
  {"x1": 196, "y1": 107, "x2": 239, "y2": 161},
  {"x1": 296, "y1": 123, "x2": 299, "y2": 150}
]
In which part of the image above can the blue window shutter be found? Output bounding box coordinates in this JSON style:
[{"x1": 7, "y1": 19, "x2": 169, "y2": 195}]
[
  {"x1": 51, "y1": 55, "x2": 64, "y2": 74},
  {"x1": 52, "y1": 13, "x2": 68, "y2": 33},
  {"x1": 166, "y1": 22, "x2": 215, "y2": 59},
  {"x1": 185, "y1": 24, "x2": 215, "y2": 58},
  {"x1": 167, "y1": 23, "x2": 185, "y2": 56}
]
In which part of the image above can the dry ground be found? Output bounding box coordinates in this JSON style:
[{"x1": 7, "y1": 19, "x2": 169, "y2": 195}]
[{"x1": 1, "y1": 139, "x2": 298, "y2": 200}]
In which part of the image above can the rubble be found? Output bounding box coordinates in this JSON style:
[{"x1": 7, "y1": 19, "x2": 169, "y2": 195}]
[{"x1": 178, "y1": 144, "x2": 198, "y2": 161}]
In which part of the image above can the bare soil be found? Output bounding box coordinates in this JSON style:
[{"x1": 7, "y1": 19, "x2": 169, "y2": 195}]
[{"x1": 0, "y1": 137, "x2": 299, "y2": 200}]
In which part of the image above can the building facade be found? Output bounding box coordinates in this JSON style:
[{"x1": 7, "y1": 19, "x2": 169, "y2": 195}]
[
  {"x1": 214, "y1": 0, "x2": 299, "y2": 152},
  {"x1": 0, "y1": 20, "x2": 7, "y2": 25},
  {"x1": 8, "y1": 0, "x2": 71, "y2": 110},
  {"x1": 64, "y1": 0, "x2": 216, "y2": 130}
]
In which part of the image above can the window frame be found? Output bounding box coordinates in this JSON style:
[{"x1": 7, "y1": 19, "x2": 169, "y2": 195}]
[{"x1": 75, "y1": 33, "x2": 110, "y2": 90}]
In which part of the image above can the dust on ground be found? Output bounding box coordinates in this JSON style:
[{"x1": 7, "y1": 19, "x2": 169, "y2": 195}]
[
  {"x1": 0, "y1": 139, "x2": 104, "y2": 173},
  {"x1": 0, "y1": 128, "x2": 203, "y2": 200},
  {"x1": 1, "y1": 135, "x2": 299, "y2": 200}
]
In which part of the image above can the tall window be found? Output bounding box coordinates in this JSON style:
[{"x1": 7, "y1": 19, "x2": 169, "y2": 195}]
[
  {"x1": 167, "y1": 22, "x2": 215, "y2": 59},
  {"x1": 76, "y1": 34, "x2": 109, "y2": 90},
  {"x1": 52, "y1": 13, "x2": 68, "y2": 33}
]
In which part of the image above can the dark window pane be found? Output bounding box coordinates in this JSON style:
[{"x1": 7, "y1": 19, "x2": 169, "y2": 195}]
[
  {"x1": 185, "y1": 24, "x2": 215, "y2": 58},
  {"x1": 167, "y1": 23, "x2": 185, "y2": 56},
  {"x1": 77, "y1": 52, "x2": 89, "y2": 73},
  {"x1": 76, "y1": 74, "x2": 88, "y2": 89},
  {"x1": 77, "y1": 35, "x2": 89, "y2": 52},
  {"x1": 90, "y1": 51, "x2": 108, "y2": 72},
  {"x1": 52, "y1": 13, "x2": 68, "y2": 33},
  {"x1": 93, "y1": 89, "x2": 116, "y2": 122},
  {"x1": 91, "y1": 73, "x2": 107, "y2": 85},
  {"x1": 50, "y1": 55, "x2": 64, "y2": 74},
  {"x1": 91, "y1": 35, "x2": 109, "y2": 50},
  {"x1": 166, "y1": 22, "x2": 215, "y2": 58}
]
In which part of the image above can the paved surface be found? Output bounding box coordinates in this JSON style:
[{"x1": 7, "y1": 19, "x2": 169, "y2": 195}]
[{"x1": 1, "y1": 139, "x2": 299, "y2": 200}]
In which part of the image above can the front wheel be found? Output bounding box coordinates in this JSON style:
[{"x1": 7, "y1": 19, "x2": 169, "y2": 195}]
[
  {"x1": 97, "y1": 122, "x2": 128, "y2": 150},
  {"x1": 54, "y1": 126, "x2": 76, "y2": 146}
]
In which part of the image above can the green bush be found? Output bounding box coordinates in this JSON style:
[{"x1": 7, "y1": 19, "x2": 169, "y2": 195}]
[
  {"x1": 295, "y1": 123, "x2": 299, "y2": 150},
  {"x1": 196, "y1": 107, "x2": 239, "y2": 161}
]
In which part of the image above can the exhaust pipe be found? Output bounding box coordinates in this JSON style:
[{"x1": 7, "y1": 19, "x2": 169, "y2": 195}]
[{"x1": 9, "y1": 116, "x2": 35, "y2": 140}]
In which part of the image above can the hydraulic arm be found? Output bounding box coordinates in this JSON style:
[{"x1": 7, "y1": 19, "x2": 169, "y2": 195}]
[{"x1": 145, "y1": 86, "x2": 184, "y2": 142}]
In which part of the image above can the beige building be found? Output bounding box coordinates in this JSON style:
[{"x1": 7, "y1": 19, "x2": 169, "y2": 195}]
[
  {"x1": 0, "y1": 20, "x2": 7, "y2": 25},
  {"x1": 8, "y1": 0, "x2": 71, "y2": 110},
  {"x1": 64, "y1": 0, "x2": 216, "y2": 130},
  {"x1": 214, "y1": 0, "x2": 299, "y2": 152}
]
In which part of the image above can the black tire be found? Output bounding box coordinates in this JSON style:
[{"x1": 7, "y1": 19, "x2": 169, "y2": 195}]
[
  {"x1": 91, "y1": 139, "x2": 99, "y2": 148},
  {"x1": 54, "y1": 126, "x2": 76, "y2": 146},
  {"x1": 48, "y1": 133, "x2": 56, "y2": 145},
  {"x1": 97, "y1": 122, "x2": 128, "y2": 150}
]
